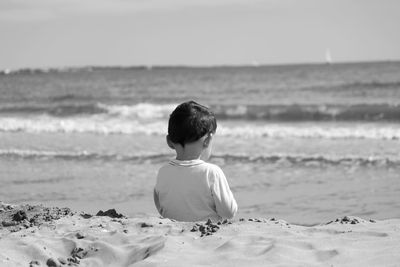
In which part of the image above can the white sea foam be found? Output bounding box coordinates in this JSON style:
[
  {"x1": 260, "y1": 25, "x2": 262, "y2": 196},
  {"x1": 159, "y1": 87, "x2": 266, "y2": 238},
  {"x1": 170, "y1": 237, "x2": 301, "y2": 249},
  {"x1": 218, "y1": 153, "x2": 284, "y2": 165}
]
[
  {"x1": 217, "y1": 124, "x2": 400, "y2": 140},
  {"x1": 98, "y1": 103, "x2": 175, "y2": 119},
  {"x1": 0, "y1": 148, "x2": 170, "y2": 161},
  {"x1": 1, "y1": 148, "x2": 399, "y2": 167},
  {"x1": 1, "y1": 115, "x2": 400, "y2": 139},
  {"x1": 0, "y1": 116, "x2": 166, "y2": 135}
]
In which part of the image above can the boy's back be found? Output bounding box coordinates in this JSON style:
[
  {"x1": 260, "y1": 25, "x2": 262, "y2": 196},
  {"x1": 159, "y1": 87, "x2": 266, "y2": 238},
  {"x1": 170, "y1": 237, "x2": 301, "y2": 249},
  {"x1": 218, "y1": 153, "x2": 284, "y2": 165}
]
[
  {"x1": 153, "y1": 101, "x2": 238, "y2": 222},
  {"x1": 155, "y1": 159, "x2": 237, "y2": 222}
]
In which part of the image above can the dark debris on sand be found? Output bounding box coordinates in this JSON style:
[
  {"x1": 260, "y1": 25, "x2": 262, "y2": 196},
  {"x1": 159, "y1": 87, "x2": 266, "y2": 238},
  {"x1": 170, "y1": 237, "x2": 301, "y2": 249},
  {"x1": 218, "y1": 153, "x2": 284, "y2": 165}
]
[
  {"x1": 190, "y1": 219, "x2": 231, "y2": 237},
  {"x1": 95, "y1": 209, "x2": 125, "y2": 219},
  {"x1": 190, "y1": 217, "x2": 292, "y2": 237},
  {"x1": 140, "y1": 222, "x2": 153, "y2": 228},
  {"x1": 326, "y1": 216, "x2": 377, "y2": 225},
  {"x1": 42, "y1": 247, "x2": 92, "y2": 266},
  {"x1": 0, "y1": 203, "x2": 74, "y2": 233}
]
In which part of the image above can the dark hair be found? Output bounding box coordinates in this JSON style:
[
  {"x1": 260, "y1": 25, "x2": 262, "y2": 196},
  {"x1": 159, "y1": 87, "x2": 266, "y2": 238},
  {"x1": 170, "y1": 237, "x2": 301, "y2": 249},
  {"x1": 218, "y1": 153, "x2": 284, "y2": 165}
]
[{"x1": 168, "y1": 101, "x2": 217, "y2": 147}]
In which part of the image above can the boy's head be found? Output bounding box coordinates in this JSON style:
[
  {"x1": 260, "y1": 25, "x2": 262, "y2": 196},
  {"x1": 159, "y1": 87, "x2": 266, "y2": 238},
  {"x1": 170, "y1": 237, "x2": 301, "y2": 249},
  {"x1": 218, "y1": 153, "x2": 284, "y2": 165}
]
[{"x1": 168, "y1": 101, "x2": 217, "y2": 148}]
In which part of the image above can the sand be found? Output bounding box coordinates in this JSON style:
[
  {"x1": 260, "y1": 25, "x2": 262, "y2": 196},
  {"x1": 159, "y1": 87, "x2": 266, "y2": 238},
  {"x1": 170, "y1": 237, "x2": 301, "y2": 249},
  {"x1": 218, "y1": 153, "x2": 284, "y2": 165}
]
[{"x1": 0, "y1": 202, "x2": 399, "y2": 267}]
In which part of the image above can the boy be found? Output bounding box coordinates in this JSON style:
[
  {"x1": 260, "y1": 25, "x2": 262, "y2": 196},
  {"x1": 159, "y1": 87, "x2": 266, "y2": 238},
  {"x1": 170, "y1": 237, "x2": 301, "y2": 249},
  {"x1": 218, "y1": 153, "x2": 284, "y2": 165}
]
[{"x1": 154, "y1": 101, "x2": 238, "y2": 222}]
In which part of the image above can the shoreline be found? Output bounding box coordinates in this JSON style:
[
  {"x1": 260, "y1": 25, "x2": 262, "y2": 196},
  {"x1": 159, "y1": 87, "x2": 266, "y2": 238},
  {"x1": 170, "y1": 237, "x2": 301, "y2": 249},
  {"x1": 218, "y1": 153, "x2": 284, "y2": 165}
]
[{"x1": 1, "y1": 202, "x2": 399, "y2": 266}]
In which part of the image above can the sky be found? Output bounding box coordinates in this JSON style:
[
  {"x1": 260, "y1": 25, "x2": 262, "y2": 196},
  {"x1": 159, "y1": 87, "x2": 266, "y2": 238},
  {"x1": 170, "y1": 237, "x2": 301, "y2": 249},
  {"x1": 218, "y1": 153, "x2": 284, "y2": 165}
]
[{"x1": 1, "y1": 0, "x2": 399, "y2": 69}]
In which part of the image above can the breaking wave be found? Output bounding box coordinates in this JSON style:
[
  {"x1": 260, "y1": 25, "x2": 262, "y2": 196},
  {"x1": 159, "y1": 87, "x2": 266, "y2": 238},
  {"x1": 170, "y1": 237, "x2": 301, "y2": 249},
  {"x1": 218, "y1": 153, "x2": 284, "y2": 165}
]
[
  {"x1": 1, "y1": 149, "x2": 399, "y2": 167},
  {"x1": 0, "y1": 103, "x2": 174, "y2": 119},
  {"x1": 1, "y1": 115, "x2": 400, "y2": 139},
  {"x1": 212, "y1": 104, "x2": 400, "y2": 121},
  {"x1": 1, "y1": 102, "x2": 400, "y2": 121},
  {"x1": 0, "y1": 149, "x2": 169, "y2": 162}
]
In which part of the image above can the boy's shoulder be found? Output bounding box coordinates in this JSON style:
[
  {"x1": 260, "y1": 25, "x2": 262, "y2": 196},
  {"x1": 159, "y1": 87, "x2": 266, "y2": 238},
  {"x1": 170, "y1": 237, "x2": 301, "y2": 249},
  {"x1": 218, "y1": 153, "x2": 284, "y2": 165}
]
[
  {"x1": 158, "y1": 160, "x2": 223, "y2": 173},
  {"x1": 199, "y1": 161, "x2": 225, "y2": 178},
  {"x1": 202, "y1": 161, "x2": 223, "y2": 172}
]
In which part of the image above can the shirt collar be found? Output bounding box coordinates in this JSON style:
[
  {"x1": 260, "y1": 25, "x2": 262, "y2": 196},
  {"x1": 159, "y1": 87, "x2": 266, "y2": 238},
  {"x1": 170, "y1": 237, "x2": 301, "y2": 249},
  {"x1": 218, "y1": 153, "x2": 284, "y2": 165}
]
[{"x1": 169, "y1": 159, "x2": 205, "y2": 167}]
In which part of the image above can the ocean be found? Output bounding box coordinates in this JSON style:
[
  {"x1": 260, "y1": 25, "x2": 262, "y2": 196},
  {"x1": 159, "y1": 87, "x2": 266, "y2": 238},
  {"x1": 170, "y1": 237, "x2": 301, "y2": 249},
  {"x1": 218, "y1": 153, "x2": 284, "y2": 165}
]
[{"x1": 1, "y1": 62, "x2": 400, "y2": 225}]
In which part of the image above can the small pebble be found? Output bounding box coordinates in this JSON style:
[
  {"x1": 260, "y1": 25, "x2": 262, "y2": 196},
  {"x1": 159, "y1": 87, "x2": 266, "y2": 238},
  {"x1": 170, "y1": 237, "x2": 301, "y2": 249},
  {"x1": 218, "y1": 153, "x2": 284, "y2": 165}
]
[
  {"x1": 67, "y1": 257, "x2": 80, "y2": 264},
  {"x1": 46, "y1": 257, "x2": 59, "y2": 267},
  {"x1": 75, "y1": 232, "x2": 85, "y2": 239},
  {"x1": 29, "y1": 260, "x2": 40, "y2": 266},
  {"x1": 140, "y1": 222, "x2": 153, "y2": 228},
  {"x1": 71, "y1": 247, "x2": 87, "y2": 259},
  {"x1": 2, "y1": 221, "x2": 18, "y2": 227},
  {"x1": 80, "y1": 213, "x2": 92, "y2": 219},
  {"x1": 13, "y1": 210, "x2": 28, "y2": 222}
]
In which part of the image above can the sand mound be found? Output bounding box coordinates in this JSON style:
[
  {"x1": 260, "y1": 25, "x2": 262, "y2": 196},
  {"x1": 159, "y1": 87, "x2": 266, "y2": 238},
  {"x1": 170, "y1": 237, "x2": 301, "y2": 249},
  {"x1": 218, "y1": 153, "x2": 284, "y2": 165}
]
[
  {"x1": 1, "y1": 203, "x2": 399, "y2": 266},
  {"x1": 0, "y1": 202, "x2": 74, "y2": 233}
]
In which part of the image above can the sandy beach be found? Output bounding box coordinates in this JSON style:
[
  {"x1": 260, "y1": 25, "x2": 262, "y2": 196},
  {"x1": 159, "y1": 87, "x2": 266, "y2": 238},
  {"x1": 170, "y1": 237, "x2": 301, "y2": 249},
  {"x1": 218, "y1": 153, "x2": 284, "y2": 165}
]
[
  {"x1": 1, "y1": 202, "x2": 399, "y2": 267},
  {"x1": 2, "y1": 0, "x2": 400, "y2": 264}
]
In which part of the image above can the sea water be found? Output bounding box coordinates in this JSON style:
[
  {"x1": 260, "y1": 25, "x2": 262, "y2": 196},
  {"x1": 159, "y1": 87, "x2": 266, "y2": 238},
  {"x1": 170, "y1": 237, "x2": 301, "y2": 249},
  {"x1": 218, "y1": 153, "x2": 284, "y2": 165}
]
[{"x1": 1, "y1": 62, "x2": 400, "y2": 225}]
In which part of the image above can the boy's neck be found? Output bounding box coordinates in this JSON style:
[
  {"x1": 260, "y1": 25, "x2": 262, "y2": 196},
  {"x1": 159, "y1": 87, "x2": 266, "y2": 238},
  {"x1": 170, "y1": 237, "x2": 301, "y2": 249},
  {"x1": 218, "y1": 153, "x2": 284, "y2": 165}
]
[
  {"x1": 175, "y1": 148, "x2": 202, "y2": 161},
  {"x1": 174, "y1": 140, "x2": 203, "y2": 161}
]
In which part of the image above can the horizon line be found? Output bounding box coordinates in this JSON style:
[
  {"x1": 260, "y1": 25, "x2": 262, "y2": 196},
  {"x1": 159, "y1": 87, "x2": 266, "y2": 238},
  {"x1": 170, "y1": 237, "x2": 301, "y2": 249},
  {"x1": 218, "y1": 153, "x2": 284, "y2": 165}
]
[{"x1": 2, "y1": 59, "x2": 400, "y2": 73}]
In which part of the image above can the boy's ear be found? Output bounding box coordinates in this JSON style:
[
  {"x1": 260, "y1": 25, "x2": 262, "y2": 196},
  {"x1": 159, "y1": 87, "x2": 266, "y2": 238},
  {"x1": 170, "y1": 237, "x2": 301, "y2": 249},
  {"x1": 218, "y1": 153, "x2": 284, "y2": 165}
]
[
  {"x1": 166, "y1": 135, "x2": 175, "y2": 149},
  {"x1": 203, "y1": 133, "x2": 213, "y2": 148}
]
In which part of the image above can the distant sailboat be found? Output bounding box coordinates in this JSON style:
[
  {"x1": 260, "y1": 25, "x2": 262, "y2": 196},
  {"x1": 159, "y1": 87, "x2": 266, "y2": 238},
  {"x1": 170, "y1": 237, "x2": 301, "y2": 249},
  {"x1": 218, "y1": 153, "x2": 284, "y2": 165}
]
[
  {"x1": 325, "y1": 49, "x2": 332, "y2": 64},
  {"x1": 251, "y1": 60, "x2": 260, "y2": 67},
  {"x1": 2, "y1": 69, "x2": 11, "y2": 74}
]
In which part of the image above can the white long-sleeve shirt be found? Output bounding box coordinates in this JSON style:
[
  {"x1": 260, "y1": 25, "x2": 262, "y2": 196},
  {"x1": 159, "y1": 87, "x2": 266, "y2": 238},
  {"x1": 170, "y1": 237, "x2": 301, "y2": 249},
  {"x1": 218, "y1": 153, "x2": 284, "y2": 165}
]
[{"x1": 154, "y1": 159, "x2": 238, "y2": 222}]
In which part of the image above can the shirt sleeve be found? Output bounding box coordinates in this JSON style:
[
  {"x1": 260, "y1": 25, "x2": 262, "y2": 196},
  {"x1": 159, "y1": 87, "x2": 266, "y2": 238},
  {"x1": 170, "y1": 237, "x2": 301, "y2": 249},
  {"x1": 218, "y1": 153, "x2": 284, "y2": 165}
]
[
  {"x1": 154, "y1": 168, "x2": 164, "y2": 216},
  {"x1": 153, "y1": 188, "x2": 163, "y2": 216},
  {"x1": 210, "y1": 166, "x2": 238, "y2": 219}
]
